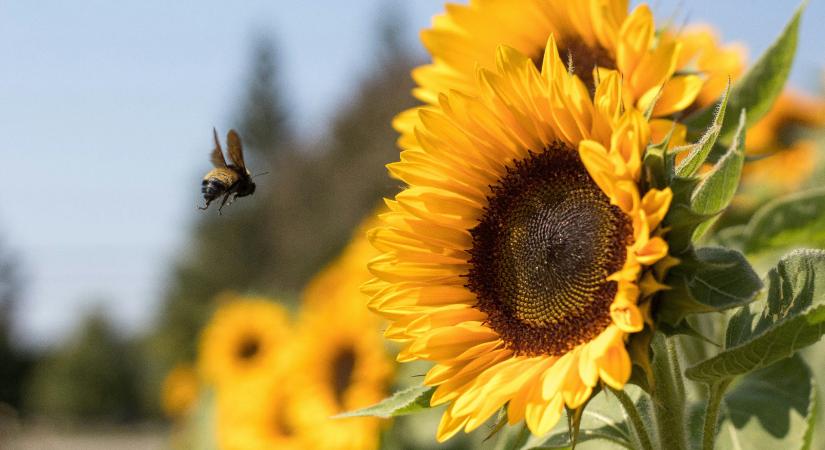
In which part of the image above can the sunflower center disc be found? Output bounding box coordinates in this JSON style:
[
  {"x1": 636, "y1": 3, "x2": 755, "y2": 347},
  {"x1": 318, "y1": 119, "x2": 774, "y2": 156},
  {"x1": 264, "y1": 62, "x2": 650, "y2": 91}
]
[
  {"x1": 270, "y1": 392, "x2": 295, "y2": 437},
  {"x1": 533, "y1": 38, "x2": 616, "y2": 91},
  {"x1": 468, "y1": 144, "x2": 632, "y2": 356},
  {"x1": 331, "y1": 346, "x2": 356, "y2": 406},
  {"x1": 237, "y1": 336, "x2": 261, "y2": 360}
]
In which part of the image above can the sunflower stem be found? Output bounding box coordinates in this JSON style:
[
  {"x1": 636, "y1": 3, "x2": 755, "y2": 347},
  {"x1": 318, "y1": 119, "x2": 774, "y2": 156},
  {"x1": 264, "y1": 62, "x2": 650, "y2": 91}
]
[
  {"x1": 610, "y1": 388, "x2": 654, "y2": 450},
  {"x1": 701, "y1": 379, "x2": 732, "y2": 450},
  {"x1": 650, "y1": 334, "x2": 688, "y2": 450}
]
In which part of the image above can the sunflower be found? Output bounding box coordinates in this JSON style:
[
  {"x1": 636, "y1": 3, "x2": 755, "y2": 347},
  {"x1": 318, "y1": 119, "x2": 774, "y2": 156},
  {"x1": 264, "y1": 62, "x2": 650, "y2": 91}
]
[
  {"x1": 368, "y1": 38, "x2": 672, "y2": 440},
  {"x1": 290, "y1": 217, "x2": 393, "y2": 450},
  {"x1": 216, "y1": 372, "x2": 308, "y2": 450},
  {"x1": 668, "y1": 25, "x2": 747, "y2": 109},
  {"x1": 198, "y1": 294, "x2": 291, "y2": 389},
  {"x1": 395, "y1": 0, "x2": 713, "y2": 150},
  {"x1": 740, "y1": 91, "x2": 825, "y2": 196},
  {"x1": 160, "y1": 363, "x2": 199, "y2": 419}
]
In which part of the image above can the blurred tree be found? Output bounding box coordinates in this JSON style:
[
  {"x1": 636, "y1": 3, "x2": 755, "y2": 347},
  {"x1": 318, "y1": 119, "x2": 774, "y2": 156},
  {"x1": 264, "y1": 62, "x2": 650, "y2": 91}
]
[
  {"x1": 267, "y1": 9, "x2": 419, "y2": 286},
  {"x1": 0, "y1": 237, "x2": 32, "y2": 412},
  {"x1": 235, "y1": 35, "x2": 291, "y2": 166},
  {"x1": 25, "y1": 309, "x2": 142, "y2": 422}
]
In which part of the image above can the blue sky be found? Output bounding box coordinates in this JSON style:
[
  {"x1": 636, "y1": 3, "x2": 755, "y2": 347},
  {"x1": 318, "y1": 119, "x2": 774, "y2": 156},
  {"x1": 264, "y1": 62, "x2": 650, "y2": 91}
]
[{"x1": 0, "y1": 0, "x2": 822, "y2": 347}]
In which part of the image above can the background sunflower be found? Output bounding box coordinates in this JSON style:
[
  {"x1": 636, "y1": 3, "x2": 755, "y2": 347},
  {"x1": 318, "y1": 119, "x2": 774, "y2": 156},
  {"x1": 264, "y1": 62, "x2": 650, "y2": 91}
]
[
  {"x1": 215, "y1": 374, "x2": 307, "y2": 450},
  {"x1": 741, "y1": 91, "x2": 825, "y2": 195},
  {"x1": 160, "y1": 363, "x2": 199, "y2": 420},
  {"x1": 394, "y1": 0, "x2": 746, "y2": 147},
  {"x1": 197, "y1": 294, "x2": 291, "y2": 389},
  {"x1": 290, "y1": 216, "x2": 394, "y2": 450}
]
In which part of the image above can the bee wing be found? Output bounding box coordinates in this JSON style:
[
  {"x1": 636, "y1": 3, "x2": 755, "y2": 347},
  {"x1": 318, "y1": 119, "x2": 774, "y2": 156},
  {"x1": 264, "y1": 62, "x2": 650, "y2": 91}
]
[
  {"x1": 210, "y1": 127, "x2": 228, "y2": 168},
  {"x1": 226, "y1": 129, "x2": 246, "y2": 170}
]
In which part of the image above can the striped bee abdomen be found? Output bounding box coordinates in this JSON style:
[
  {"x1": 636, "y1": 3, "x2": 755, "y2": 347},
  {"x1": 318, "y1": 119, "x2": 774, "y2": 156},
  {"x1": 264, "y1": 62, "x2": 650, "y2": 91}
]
[{"x1": 202, "y1": 178, "x2": 227, "y2": 201}]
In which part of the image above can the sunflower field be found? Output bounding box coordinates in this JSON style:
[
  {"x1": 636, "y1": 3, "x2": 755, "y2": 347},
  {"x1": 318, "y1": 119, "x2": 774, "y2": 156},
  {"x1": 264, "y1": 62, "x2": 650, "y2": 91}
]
[{"x1": 2, "y1": 1, "x2": 825, "y2": 450}]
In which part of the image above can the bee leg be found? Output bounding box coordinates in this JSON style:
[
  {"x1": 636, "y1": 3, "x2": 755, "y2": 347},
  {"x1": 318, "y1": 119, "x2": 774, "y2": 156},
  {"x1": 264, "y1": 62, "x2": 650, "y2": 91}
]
[
  {"x1": 198, "y1": 199, "x2": 212, "y2": 210},
  {"x1": 217, "y1": 192, "x2": 232, "y2": 215}
]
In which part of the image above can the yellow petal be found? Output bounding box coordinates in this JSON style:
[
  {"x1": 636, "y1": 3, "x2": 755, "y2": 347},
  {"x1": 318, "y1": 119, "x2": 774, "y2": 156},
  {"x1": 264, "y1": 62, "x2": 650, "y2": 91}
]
[
  {"x1": 617, "y1": 4, "x2": 653, "y2": 75},
  {"x1": 609, "y1": 179, "x2": 641, "y2": 215},
  {"x1": 640, "y1": 188, "x2": 673, "y2": 231},
  {"x1": 561, "y1": 351, "x2": 592, "y2": 409},
  {"x1": 610, "y1": 299, "x2": 644, "y2": 333},
  {"x1": 650, "y1": 119, "x2": 687, "y2": 148},
  {"x1": 630, "y1": 41, "x2": 681, "y2": 98},
  {"x1": 579, "y1": 140, "x2": 616, "y2": 197},
  {"x1": 436, "y1": 405, "x2": 470, "y2": 442},
  {"x1": 525, "y1": 393, "x2": 564, "y2": 436},
  {"x1": 578, "y1": 326, "x2": 623, "y2": 386},
  {"x1": 651, "y1": 75, "x2": 703, "y2": 116},
  {"x1": 507, "y1": 357, "x2": 554, "y2": 424},
  {"x1": 636, "y1": 236, "x2": 669, "y2": 265},
  {"x1": 598, "y1": 344, "x2": 632, "y2": 390}
]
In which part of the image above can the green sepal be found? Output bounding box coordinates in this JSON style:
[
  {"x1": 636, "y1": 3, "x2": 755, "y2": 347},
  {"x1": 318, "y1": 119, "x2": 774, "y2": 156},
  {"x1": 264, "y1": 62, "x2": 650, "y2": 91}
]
[
  {"x1": 334, "y1": 385, "x2": 435, "y2": 418},
  {"x1": 685, "y1": 249, "x2": 825, "y2": 384},
  {"x1": 689, "y1": 110, "x2": 747, "y2": 239},
  {"x1": 683, "y1": 2, "x2": 806, "y2": 148},
  {"x1": 643, "y1": 121, "x2": 695, "y2": 193},
  {"x1": 658, "y1": 271, "x2": 717, "y2": 325},
  {"x1": 663, "y1": 205, "x2": 718, "y2": 256},
  {"x1": 676, "y1": 83, "x2": 729, "y2": 177}
]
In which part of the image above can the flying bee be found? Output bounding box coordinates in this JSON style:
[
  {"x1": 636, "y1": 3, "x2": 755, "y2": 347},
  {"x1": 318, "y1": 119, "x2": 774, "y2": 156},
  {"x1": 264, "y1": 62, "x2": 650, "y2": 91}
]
[{"x1": 199, "y1": 128, "x2": 255, "y2": 214}]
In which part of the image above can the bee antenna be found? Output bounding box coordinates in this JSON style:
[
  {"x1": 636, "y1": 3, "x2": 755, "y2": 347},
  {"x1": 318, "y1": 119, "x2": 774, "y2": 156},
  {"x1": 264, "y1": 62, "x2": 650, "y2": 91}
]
[{"x1": 252, "y1": 171, "x2": 270, "y2": 179}]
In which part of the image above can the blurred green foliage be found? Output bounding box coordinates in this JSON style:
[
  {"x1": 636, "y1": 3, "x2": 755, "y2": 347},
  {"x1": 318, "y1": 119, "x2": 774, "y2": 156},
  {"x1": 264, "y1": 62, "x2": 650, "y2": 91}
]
[
  {"x1": 0, "y1": 237, "x2": 32, "y2": 412},
  {"x1": 25, "y1": 310, "x2": 143, "y2": 421}
]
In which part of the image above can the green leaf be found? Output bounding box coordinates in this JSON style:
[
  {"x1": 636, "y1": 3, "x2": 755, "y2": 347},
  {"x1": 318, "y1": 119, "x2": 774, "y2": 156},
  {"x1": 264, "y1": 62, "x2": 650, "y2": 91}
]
[
  {"x1": 687, "y1": 247, "x2": 762, "y2": 310},
  {"x1": 528, "y1": 424, "x2": 631, "y2": 449},
  {"x1": 711, "y1": 225, "x2": 747, "y2": 250},
  {"x1": 676, "y1": 84, "x2": 729, "y2": 177},
  {"x1": 686, "y1": 249, "x2": 825, "y2": 383},
  {"x1": 802, "y1": 344, "x2": 825, "y2": 450},
  {"x1": 659, "y1": 247, "x2": 762, "y2": 325},
  {"x1": 335, "y1": 385, "x2": 435, "y2": 418},
  {"x1": 690, "y1": 110, "x2": 746, "y2": 239},
  {"x1": 684, "y1": 2, "x2": 805, "y2": 146},
  {"x1": 743, "y1": 187, "x2": 825, "y2": 256},
  {"x1": 714, "y1": 355, "x2": 817, "y2": 450},
  {"x1": 659, "y1": 319, "x2": 718, "y2": 347}
]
